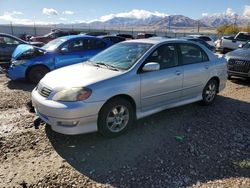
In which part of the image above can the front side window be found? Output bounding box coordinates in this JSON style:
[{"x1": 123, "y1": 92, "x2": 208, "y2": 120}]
[
  {"x1": 145, "y1": 44, "x2": 178, "y2": 69},
  {"x1": 89, "y1": 42, "x2": 152, "y2": 70},
  {"x1": 180, "y1": 44, "x2": 208, "y2": 65},
  {"x1": 243, "y1": 42, "x2": 250, "y2": 49}
]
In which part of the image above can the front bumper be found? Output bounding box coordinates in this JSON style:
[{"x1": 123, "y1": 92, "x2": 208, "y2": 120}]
[
  {"x1": 228, "y1": 70, "x2": 250, "y2": 78},
  {"x1": 6, "y1": 64, "x2": 27, "y2": 80},
  {"x1": 32, "y1": 88, "x2": 105, "y2": 135}
]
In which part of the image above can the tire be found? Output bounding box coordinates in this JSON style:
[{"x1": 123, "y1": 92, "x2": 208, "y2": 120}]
[
  {"x1": 98, "y1": 97, "x2": 135, "y2": 137},
  {"x1": 201, "y1": 79, "x2": 218, "y2": 105},
  {"x1": 227, "y1": 75, "x2": 232, "y2": 80},
  {"x1": 27, "y1": 66, "x2": 49, "y2": 84}
]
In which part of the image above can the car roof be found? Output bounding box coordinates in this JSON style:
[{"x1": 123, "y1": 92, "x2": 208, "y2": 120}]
[
  {"x1": 124, "y1": 37, "x2": 189, "y2": 45},
  {"x1": 60, "y1": 35, "x2": 97, "y2": 40}
]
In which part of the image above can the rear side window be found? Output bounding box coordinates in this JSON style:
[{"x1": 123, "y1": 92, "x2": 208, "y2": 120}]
[
  {"x1": 88, "y1": 39, "x2": 106, "y2": 50},
  {"x1": 179, "y1": 44, "x2": 209, "y2": 65}
]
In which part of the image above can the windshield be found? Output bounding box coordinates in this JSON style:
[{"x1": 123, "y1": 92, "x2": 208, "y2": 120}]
[
  {"x1": 89, "y1": 42, "x2": 152, "y2": 70},
  {"x1": 243, "y1": 43, "x2": 250, "y2": 49},
  {"x1": 41, "y1": 38, "x2": 67, "y2": 51}
]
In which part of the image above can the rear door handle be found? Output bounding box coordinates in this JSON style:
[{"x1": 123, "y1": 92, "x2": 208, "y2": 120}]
[
  {"x1": 175, "y1": 71, "x2": 181, "y2": 75},
  {"x1": 205, "y1": 65, "x2": 209, "y2": 69}
]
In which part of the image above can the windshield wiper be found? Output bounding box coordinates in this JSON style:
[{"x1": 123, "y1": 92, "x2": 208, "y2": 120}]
[{"x1": 94, "y1": 62, "x2": 120, "y2": 71}]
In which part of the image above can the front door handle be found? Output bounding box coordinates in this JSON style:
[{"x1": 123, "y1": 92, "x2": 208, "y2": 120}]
[{"x1": 175, "y1": 71, "x2": 181, "y2": 75}]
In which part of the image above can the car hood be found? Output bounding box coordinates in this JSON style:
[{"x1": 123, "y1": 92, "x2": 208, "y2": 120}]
[
  {"x1": 40, "y1": 63, "x2": 123, "y2": 90},
  {"x1": 12, "y1": 44, "x2": 45, "y2": 60},
  {"x1": 226, "y1": 48, "x2": 250, "y2": 60}
]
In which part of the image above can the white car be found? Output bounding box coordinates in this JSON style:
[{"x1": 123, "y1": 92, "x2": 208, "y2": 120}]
[{"x1": 188, "y1": 35, "x2": 215, "y2": 47}]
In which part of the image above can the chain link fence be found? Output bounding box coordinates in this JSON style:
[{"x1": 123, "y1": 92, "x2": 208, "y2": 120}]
[{"x1": 0, "y1": 24, "x2": 223, "y2": 40}]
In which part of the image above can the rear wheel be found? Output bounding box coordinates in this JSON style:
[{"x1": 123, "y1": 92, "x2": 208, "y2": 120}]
[
  {"x1": 201, "y1": 79, "x2": 218, "y2": 105},
  {"x1": 98, "y1": 97, "x2": 135, "y2": 137},
  {"x1": 27, "y1": 66, "x2": 49, "y2": 84}
]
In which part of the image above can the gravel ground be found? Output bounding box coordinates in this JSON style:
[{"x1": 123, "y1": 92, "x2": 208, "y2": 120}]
[{"x1": 0, "y1": 74, "x2": 250, "y2": 188}]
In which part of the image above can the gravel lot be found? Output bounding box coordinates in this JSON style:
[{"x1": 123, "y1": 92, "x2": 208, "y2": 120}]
[{"x1": 0, "y1": 74, "x2": 250, "y2": 188}]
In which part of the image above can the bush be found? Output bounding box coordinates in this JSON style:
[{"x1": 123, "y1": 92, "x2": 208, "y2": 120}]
[
  {"x1": 217, "y1": 24, "x2": 250, "y2": 34},
  {"x1": 217, "y1": 25, "x2": 239, "y2": 35}
]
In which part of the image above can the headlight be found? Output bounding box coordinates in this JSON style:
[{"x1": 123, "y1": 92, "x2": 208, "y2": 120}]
[
  {"x1": 52, "y1": 87, "x2": 92, "y2": 102},
  {"x1": 12, "y1": 60, "x2": 27, "y2": 66}
]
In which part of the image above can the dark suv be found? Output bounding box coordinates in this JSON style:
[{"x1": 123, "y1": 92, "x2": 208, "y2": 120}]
[{"x1": 225, "y1": 42, "x2": 250, "y2": 79}]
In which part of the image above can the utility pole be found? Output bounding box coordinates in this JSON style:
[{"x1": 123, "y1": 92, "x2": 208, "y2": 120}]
[
  {"x1": 233, "y1": 15, "x2": 237, "y2": 30},
  {"x1": 34, "y1": 22, "x2": 37, "y2": 36},
  {"x1": 10, "y1": 22, "x2": 14, "y2": 35},
  {"x1": 168, "y1": 16, "x2": 171, "y2": 33},
  {"x1": 197, "y1": 20, "x2": 200, "y2": 33}
]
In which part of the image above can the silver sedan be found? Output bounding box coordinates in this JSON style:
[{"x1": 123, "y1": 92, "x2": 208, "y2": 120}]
[{"x1": 32, "y1": 38, "x2": 227, "y2": 137}]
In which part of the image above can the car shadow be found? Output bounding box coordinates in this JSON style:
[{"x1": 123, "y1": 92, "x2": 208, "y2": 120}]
[
  {"x1": 6, "y1": 80, "x2": 36, "y2": 92},
  {"x1": 45, "y1": 96, "x2": 250, "y2": 187},
  {"x1": 229, "y1": 77, "x2": 250, "y2": 87}
]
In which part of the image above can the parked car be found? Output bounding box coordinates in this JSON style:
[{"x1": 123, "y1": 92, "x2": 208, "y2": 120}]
[
  {"x1": 116, "y1": 34, "x2": 134, "y2": 40},
  {"x1": 188, "y1": 35, "x2": 215, "y2": 46},
  {"x1": 30, "y1": 29, "x2": 80, "y2": 44},
  {"x1": 216, "y1": 32, "x2": 250, "y2": 53},
  {"x1": 84, "y1": 32, "x2": 109, "y2": 36},
  {"x1": 182, "y1": 37, "x2": 216, "y2": 52},
  {"x1": 32, "y1": 38, "x2": 227, "y2": 137},
  {"x1": 99, "y1": 35, "x2": 126, "y2": 44},
  {"x1": 0, "y1": 33, "x2": 44, "y2": 66},
  {"x1": 136, "y1": 33, "x2": 157, "y2": 39},
  {"x1": 1, "y1": 35, "x2": 112, "y2": 83},
  {"x1": 225, "y1": 41, "x2": 250, "y2": 79}
]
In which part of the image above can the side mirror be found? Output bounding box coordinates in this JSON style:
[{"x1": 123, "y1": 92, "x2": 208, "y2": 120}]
[
  {"x1": 142, "y1": 62, "x2": 160, "y2": 72},
  {"x1": 238, "y1": 44, "x2": 244, "y2": 48},
  {"x1": 60, "y1": 47, "x2": 69, "y2": 54}
]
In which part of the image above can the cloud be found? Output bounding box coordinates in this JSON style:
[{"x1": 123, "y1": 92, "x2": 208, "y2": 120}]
[
  {"x1": 94, "y1": 9, "x2": 168, "y2": 22},
  {"x1": 201, "y1": 8, "x2": 236, "y2": 17},
  {"x1": 243, "y1": 5, "x2": 250, "y2": 17},
  {"x1": 42, "y1": 8, "x2": 58, "y2": 16},
  {"x1": 62, "y1": 10, "x2": 74, "y2": 15},
  {"x1": 0, "y1": 11, "x2": 30, "y2": 24},
  {"x1": 0, "y1": 11, "x2": 55, "y2": 25},
  {"x1": 59, "y1": 17, "x2": 67, "y2": 21},
  {"x1": 225, "y1": 8, "x2": 236, "y2": 16},
  {"x1": 202, "y1": 13, "x2": 209, "y2": 17}
]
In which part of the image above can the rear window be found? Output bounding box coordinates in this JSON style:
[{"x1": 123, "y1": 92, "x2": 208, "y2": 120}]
[
  {"x1": 199, "y1": 36, "x2": 212, "y2": 41},
  {"x1": 237, "y1": 33, "x2": 250, "y2": 41}
]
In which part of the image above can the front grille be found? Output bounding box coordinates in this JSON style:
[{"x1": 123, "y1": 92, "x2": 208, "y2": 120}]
[
  {"x1": 228, "y1": 59, "x2": 250, "y2": 73},
  {"x1": 38, "y1": 84, "x2": 52, "y2": 98}
]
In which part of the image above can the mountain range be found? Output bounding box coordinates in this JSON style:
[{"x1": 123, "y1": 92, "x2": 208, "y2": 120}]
[{"x1": 59, "y1": 9, "x2": 250, "y2": 29}]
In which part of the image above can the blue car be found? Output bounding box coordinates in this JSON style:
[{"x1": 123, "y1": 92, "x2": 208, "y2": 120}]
[{"x1": 5, "y1": 35, "x2": 112, "y2": 83}]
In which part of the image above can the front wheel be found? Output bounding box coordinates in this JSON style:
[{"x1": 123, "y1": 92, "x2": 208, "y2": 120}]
[
  {"x1": 27, "y1": 66, "x2": 49, "y2": 84},
  {"x1": 98, "y1": 97, "x2": 135, "y2": 137},
  {"x1": 201, "y1": 79, "x2": 218, "y2": 105}
]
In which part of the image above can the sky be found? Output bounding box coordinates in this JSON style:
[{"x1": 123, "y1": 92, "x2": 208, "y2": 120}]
[{"x1": 0, "y1": 0, "x2": 250, "y2": 25}]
